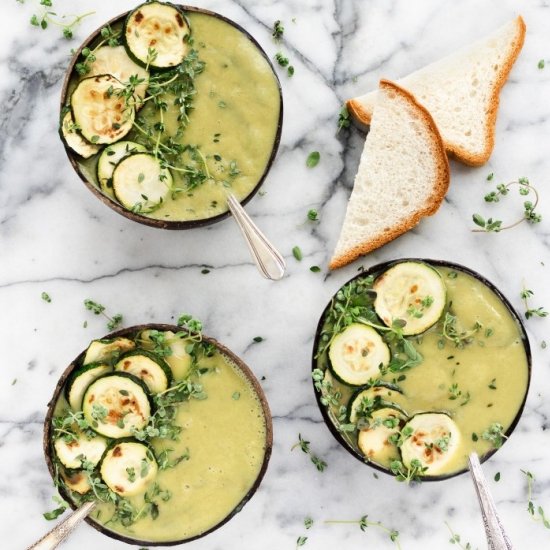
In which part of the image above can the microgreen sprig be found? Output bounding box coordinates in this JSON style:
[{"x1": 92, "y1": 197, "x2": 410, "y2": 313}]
[
  {"x1": 83, "y1": 299, "x2": 123, "y2": 331},
  {"x1": 325, "y1": 515, "x2": 401, "y2": 548},
  {"x1": 472, "y1": 178, "x2": 541, "y2": 233},
  {"x1": 29, "y1": 1, "x2": 94, "y2": 39},
  {"x1": 291, "y1": 434, "x2": 327, "y2": 472},
  {"x1": 520, "y1": 285, "x2": 548, "y2": 320},
  {"x1": 445, "y1": 521, "x2": 477, "y2": 549},
  {"x1": 522, "y1": 470, "x2": 550, "y2": 529}
]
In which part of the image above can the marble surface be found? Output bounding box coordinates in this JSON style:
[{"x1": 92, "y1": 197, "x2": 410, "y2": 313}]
[{"x1": 1, "y1": 0, "x2": 550, "y2": 548}]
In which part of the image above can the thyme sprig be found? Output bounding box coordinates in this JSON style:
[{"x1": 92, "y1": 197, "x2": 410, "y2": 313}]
[
  {"x1": 441, "y1": 312, "x2": 481, "y2": 348},
  {"x1": 445, "y1": 521, "x2": 477, "y2": 549},
  {"x1": 390, "y1": 458, "x2": 428, "y2": 483},
  {"x1": 520, "y1": 285, "x2": 548, "y2": 319},
  {"x1": 291, "y1": 434, "x2": 327, "y2": 472},
  {"x1": 29, "y1": 0, "x2": 94, "y2": 39},
  {"x1": 480, "y1": 422, "x2": 507, "y2": 448},
  {"x1": 522, "y1": 470, "x2": 550, "y2": 529},
  {"x1": 83, "y1": 299, "x2": 123, "y2": 331},
  {"x1": 472, "y1": 178, "x2": 542, "y2": 233},
  {"x1": 325, "y1": 515, "x2": 401, "y2": 548}
]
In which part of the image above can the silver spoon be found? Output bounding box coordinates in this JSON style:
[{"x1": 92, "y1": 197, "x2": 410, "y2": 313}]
[
  {"x1": 468, "y1": 452, "x2": 513, "y2": 550},
  {"x1": 226, "y1": 193, "x2": 286, "y2": 281},
  {"x1": 26, "y1": 501, "x2": 96, "y2": 550}
]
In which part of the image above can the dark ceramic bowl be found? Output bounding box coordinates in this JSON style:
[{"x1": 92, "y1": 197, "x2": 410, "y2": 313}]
[
  {"x1": 44, "y1": 324, "x2": 273, "y2": 546},
  {"x1": 60, "y1": 5, "x2": 283, "y2": 230},
  {"x1": 311, "y1": 258, "x2": 532, "y2": 481}
]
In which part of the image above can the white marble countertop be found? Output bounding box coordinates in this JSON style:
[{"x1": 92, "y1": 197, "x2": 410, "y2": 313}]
[{"x1": 1, "y1": 0, "x2": 550, "y2": 548}]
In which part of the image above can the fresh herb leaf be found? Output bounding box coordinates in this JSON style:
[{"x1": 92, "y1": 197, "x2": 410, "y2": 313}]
[
  {"x1": 306, "y1": 151, "x2": 320, "y2": 168},
  {"x1": 41, "y1": 292, "x2": 52, "y2": 303},
  {"x1": 307, "y1": 209, "x2": 318, "y2": 221},
  {"x1": 272, "y1": 20, "x2": 284, "y2": 41},
  {"x1": 310, "y1": 266, "x2": 321, "y2": 273},
  {"x1": 292, "y1": 246, "x2": 303, "y2": 261},
  {"x1": 337, "y1": 105, "x2": 350, "y2": 133}
]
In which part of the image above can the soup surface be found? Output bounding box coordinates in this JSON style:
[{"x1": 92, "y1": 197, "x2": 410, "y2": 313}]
[
  {"x1": 314, "y1": 262, "x2": 529, "y2": 478},
  {"x1": 50, "y1": 330, "x2": 268, "y2": 542},
  {"x1": 69, "y1": 10, "x2": 281, "y2": 222}
]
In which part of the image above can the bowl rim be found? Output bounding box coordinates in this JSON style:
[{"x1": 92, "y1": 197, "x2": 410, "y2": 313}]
[
  {"x1": 43, "y1": 323, "x2": 273, "y2": 546},
  {"x1": 311, "y1": 258, "x2": 532, "y2": 482},
  {"x1": 59, "y1": 4, "x2": 283, "y2": 230}
]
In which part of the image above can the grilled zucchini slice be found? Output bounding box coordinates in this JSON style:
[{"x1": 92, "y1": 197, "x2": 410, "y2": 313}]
[
  {"x1": 60, "y1": 111, "x2": 101, "y2": 159},
  {"x1": 400, "y1": 412, "x2": 461, "y2": 476},
  {"x1": 124, "y1": 2, "x2": 190, "y2": 69},
  {"x1": 112, "y1": 153, "x2": 172, "y2": 212},
  {"x1": 60, "y1": 469, "x2": 91, "y2": 495},
  {"x1": 348, "y1": 383, "x2": 406, "y2": 426},
  {"x1": 71, "y1": 74, "x2": 135, "y2": 145},
  {"x1": 83, "y1": 337, "x2": 136, "y2": 366},
  {"x1": 54, "y1": 430, "x2": 107, "y2": 469},
  {"x1": 65, "y1": 363, "x2": 113, "y2": 411},
  {"x1": 100, "y1": 440, "x2": 158, "y2": 496},
  {"x1": 357, "y1": 407, "x2": 406, "y2": 464},
  {"x1": 328, "y1": 324, "x2": 390, "y2": 386},
  {"x1": 97, "y1": 141, "x2": 147, "y2": 197},
  {"x1": 82, "y1": 373, "x2": 152, "y2": 439},
  {"x1": 88, "y1": 45, "x2": 149, "y2": 101},
  {"x1": 374, "y1": 262, "x2": 446, "y2": 336},
  {"x1": 140, "y1": 329, "x2": 192, "y2": 380},
  {"x1": 114, "y1": 350, "x2": 172, "y2": 394}
]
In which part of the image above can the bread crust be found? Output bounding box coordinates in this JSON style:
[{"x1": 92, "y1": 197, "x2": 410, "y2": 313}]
[
  {"x1": 346, "y1": 16, "x2": 526, "y2": 167},
  {"x1": 329, "y1": 80, "x2": 450, "y2": 270},
  {"x1": 449, "y1": 15, "x2": 525, "y2": 166}
]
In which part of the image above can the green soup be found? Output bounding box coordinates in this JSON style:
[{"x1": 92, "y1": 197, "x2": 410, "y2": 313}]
[
  {"x1": 314, "y1": 263, "x2": 529, "y2": 478},
  {"x1": 70, "y1": 10, "x2": 281, "y2": 223},
  {"x1": 49, "y1": 331, "x2": 268, "y2": 543}
]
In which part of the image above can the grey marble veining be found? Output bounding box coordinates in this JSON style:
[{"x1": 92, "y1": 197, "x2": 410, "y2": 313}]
[{"x1": 1, "y1": 0, "x2": 550, "y2": 548}]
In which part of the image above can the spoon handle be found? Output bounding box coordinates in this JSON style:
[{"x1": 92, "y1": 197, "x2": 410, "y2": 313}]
[
  {"x1": 26, "y1": 501, "x2": 96, "y2": 550},
  {"x1": 468, "y1": 453, "x2": 513, "y2": 550},
  {"x1": 226, "y1": 193, "x2": 286, "y2": 281}
]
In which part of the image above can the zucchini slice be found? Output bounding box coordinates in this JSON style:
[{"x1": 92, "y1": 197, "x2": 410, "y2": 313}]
[
  {"x1": 400, "y1": 412, "x2": 461, "y2": 476},
  {"x1": 124, "y1": 2, "x2": 190, "y2": 69},
  {"x1": 54, "y1": 430, "x2": 107, "y2": 469},
  {"x1": 61, "y1": 469, "x2": 91, "y2": 495},
  {"x1": 112, "y1": 153, "x2": 172, "y2": 212},
  {"x1": 357, "y1": 407, "x2": 406, "y2": 464},
  {"x1": 97, "y1": 141, "x2": 147, "y2": 197},
  {"x1": 71, "y1": 74, "x2": 135, "y2": 145},
  {"x1": 88, "y1": 45, "x2": 149, "y2": 101},
  {"x1": 328, "y1": 324, "x2": 390, "y2": 386},
  {"x1": 140, "y1": 329, "x2": 192, "y2": 380},
  {"x1": 100, "y1": 440, "x2": 158, "y2": 496},
  {"x1": 60, "y1": 111, "x2": 101, "y2": 159},
  {"x1": 348, "y1": 383, "x2": 406, "y2": 426},
  {"x1": 114, "y1": 350, "x2": 172, "y2": 394},
  {"x1": 83, "y1": 337, "x2": 136, "y2": 366},
  {"x1": 65, "y1": 363, "x2": 113, "y2": 411},
  {"x1": 374, "y1": 261, "x2": 446, "y2": 336},
  {"x1": 82, "y1": 373, "x2": 152, "y2": 439}
]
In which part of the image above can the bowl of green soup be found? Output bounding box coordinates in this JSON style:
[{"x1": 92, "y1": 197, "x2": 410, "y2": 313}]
[
  {"x1": 312, "y1": 259, "x2": 531, "y2": 481},
  {"x1": 59, "y1": 1, "x2": 283, "y2": 229},
  {"x1": 44, "y1": 324, "x2": 272, "y2": 545}
]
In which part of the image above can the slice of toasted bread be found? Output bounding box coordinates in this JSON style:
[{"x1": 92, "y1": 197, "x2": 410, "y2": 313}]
[
  {"x1": 330, "y1": 80, "x2": 450, "y2": 270},
  {"x1": 347, "y1": 16, "x2": 525, "y2": 166}
]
